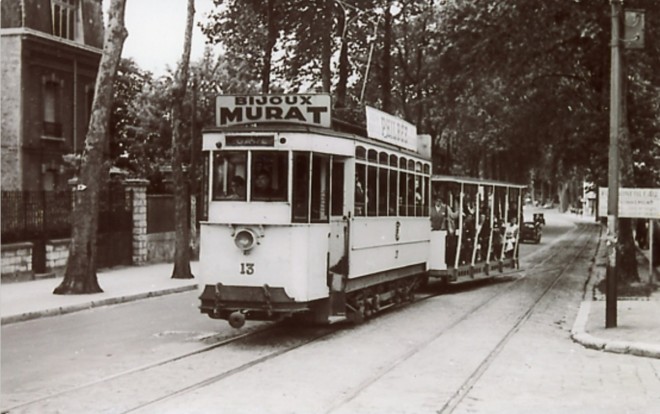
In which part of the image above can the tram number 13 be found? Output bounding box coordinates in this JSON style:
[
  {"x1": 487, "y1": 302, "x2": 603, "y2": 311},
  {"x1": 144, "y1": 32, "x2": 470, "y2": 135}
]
[{"x1": 240, "y1": 263, "x2": 255, "y2": 275}]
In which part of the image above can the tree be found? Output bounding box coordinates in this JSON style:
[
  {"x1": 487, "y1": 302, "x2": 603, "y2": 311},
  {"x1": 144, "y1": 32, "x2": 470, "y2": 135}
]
[
  {"x1": 202, "y1": 0, "x2": 285, "y2": 93},
  {"x1": 109, "y1": 58, "x2": 154, "y2": 171},
  {"x1": 170, "y1": 0, "x2": 196, "y2": 279},
  {"x1": 54, "y1": 0, "x2": 128, "y2": 294}
]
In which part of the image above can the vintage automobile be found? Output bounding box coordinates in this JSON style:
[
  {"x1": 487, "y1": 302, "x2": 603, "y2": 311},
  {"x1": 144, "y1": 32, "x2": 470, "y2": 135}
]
[{"x1": 520, "y1": 221, "x2": 542, "y2": 244}]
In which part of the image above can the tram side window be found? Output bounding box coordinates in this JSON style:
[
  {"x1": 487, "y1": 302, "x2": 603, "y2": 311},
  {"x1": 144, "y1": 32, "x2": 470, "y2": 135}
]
[
  {"x1": 388, "y1": 169, "x2": 397, "y2": 216},
  {"x1": 331, "y1": 160, "x2": 344, "y2": 216},
  {"x1": 378, "y1": 167, "x2": 388, "y2": 216},
  {"x1": 355, "y1": 164, "x2": 366, "y2": 216},
  {"x1": 311, "y1": 154, "x2": 330, "y2": 223},
  {"x1": 413, "y1": 175, "x2": 423, "y2": 216},
  {"x1": 213, "y1": 151, "x2": 247, "y2": 201},
  {"x1": 399, "y1": 171, "x2": 408, "y2": 216},
  {"x1": 423, "y1": 176, "x2": 430, "y2": 217},
  {"x1": 407, "y1": 174, "x2": 416, "y2": 216},
  {"x1": 251, "y1": 151, "x2": 288, "y2": 201},
  {"x1": 367, "y1": 165, "x2": 377, "y2": 217},
  {"x1": 292, "y1": 152, "x2": 310, "y2": 222}
]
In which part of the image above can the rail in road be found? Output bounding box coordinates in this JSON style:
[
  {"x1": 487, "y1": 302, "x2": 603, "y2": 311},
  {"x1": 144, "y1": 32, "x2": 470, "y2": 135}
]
[{"x1": 4, "y1": 224, "x2": 597, "y2": 414}]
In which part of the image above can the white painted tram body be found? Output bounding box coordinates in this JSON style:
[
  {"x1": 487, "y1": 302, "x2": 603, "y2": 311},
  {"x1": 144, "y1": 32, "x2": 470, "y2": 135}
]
[{"x1": 198, "y1": 95, "x2": 522, "y2": 328}]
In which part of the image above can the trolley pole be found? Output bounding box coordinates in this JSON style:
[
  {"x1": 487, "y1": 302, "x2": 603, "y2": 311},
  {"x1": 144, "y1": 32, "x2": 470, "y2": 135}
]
[{"x1": 606, "y1": 0, "x2": 622, "y2": 328}]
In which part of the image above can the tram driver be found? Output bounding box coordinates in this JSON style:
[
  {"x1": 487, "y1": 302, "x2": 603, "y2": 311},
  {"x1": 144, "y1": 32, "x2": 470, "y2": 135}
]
[{"x1": 253, "y1": 170, "x2": 274, "y2": 199}]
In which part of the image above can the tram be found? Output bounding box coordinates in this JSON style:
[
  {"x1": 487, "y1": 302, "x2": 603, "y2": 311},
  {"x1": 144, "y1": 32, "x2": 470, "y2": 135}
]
[{"x1": 197, "y1": 94, "x2": 522, "y2": 328}]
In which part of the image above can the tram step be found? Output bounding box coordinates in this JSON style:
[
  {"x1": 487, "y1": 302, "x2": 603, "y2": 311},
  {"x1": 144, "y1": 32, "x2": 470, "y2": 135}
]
[{"x1": 328, "y1": 315, "x2": 348, "y2": 324}]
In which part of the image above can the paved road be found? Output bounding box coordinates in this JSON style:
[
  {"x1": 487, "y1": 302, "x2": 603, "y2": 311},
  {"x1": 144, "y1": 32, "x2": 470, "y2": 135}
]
[
  {"x1": 4, "y1": 210, "x2": 658, "y2": 413},
  {"x1": 126, "y1": 221, "x2": 659, "y2": 413},
  {"x1": 1, "y1": 290, "x2": 269, "y2": 410}
]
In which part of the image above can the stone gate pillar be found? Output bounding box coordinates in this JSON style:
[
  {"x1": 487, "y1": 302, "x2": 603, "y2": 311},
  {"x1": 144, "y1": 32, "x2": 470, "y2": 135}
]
[{"x1": 124, "y1": 179, "x2": 149, "y2": 265}]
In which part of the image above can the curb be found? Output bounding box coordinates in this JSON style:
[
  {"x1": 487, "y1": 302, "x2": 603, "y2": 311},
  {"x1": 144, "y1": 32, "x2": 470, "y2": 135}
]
[
  {"x1": 1, "y1": 284, "x2": 198, "y2": 326},
  {"x1": 571, "y1": 300, "x2": 660, "y2": 359},
  {"x1": 569, "y1": 228, "x2": 660, "y2": 360}
]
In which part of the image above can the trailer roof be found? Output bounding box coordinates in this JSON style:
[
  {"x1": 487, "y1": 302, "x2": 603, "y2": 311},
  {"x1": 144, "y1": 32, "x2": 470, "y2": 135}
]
[{"x1": 431, "y1": 175, "x2": 527, "y2": 189}]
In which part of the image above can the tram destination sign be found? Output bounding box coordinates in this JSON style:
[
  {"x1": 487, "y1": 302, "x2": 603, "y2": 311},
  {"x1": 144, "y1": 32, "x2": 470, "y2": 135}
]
[
  {"x1": 365, "y1": 106, "x2": 417, "y2": 152},
  {"x1": 598, "y1": 187, "x2": 660, "y2": 219},
  {"x1": 225, "y1": 135, "x2": 275, "y2": 147},
  {"x1": 216, "y1": 94, "x2": 331, "y2": 128}
]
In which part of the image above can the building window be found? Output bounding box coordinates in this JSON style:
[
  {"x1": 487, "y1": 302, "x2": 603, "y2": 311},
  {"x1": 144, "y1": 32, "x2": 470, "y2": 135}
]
[
  {"x1": 52, "y1": 0, "x2": 78, "y2": 40},
  {"x1": 43, "y1": 79, "x2": 63, "y2": 138}
]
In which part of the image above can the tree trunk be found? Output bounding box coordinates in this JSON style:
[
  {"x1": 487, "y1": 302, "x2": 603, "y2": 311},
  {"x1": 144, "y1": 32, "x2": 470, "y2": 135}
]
[
  {"x1": 320, "y1": 0, "x2": 332, "y2": 93},
  {"x1": 54, "y1": 0, "x2": 128, "y2": 295},
  {"x1": 335, "y1": 7, "x2": 349, "y2": 108},
  {"x1": 261, "y1": 0, "x2": 276, "y2": 94},
  {"x1": 557, "y1": 181, "x2": 569, "y2": 213},
  {"x1": 380, "y1": 1, "x2": 393, "y2": 113},
  {"x1": 171, "y1": 0, "x2": 195, "y2": 279}
]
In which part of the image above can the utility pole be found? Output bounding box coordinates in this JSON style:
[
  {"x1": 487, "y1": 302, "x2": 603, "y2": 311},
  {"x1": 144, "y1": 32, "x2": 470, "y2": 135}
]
[
  {"x1": 606, "y1": 2, "x2": 646, "y2": 328},
  {"x1": 606, "y1": 0, "x2": 622, "y2": 328}
]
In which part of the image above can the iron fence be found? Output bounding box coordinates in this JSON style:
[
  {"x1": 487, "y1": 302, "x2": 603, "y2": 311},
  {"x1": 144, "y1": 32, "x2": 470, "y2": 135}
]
[{"x1": 1, "y1": 191, "x2": 72, "y2": 243}]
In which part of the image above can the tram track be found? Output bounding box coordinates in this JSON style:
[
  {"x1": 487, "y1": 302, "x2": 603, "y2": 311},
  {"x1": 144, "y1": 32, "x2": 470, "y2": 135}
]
[
  {"x1": 438, "y1": 225, "x2": 598, "y2": 414},
  {"x1": 2, "y1": 324, "x2": 282, "y2": 413},
  {"x1": 5, "y1": 227, "x2": 594, "y2": 414},
  {"x1": 1, "y1": 324, "x2": 324, "y2": 414},
  {"x1": 5, "y1": 322, "x2": 344, "y2": 414},
  {"x1": 324, "y1": 224, "x2": 597, "y2": 414}
]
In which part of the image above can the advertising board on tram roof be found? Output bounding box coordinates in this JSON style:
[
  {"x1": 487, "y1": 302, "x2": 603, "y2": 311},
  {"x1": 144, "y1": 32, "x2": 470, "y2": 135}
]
[
  {"x1": 216, "y1": 94, "x2": 332, "y2": 128},
  {"x1": 365, "y1": 106, "x2": 417, "y2": 152}
]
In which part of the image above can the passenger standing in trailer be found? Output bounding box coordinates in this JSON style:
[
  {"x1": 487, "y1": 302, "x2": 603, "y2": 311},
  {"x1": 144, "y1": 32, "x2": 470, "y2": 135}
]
[
  {"x1": 428, "y1": 176, "x2": 524, "y2": 282},
  {"x1": 504, "y1": 216, "x2": 519, "y2": 257},
  {"x1": 431, "y1": 198, "x2": 448, "y2": 231}
]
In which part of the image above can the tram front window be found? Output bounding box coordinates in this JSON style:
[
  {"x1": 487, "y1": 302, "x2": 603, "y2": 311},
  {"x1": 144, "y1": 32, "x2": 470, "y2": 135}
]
[
  {"x1": 251, "y1": 151, "x2": 288, "y2": 201},
  {"x1": 213, "y1": 150, "x2": 287, "y2": 202},
  {"x1": 213, "y1": 151, "x2": 247, "y2": 201}
]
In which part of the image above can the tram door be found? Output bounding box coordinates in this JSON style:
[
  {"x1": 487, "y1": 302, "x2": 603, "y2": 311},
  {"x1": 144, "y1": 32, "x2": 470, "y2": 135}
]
[{"x1": 328, "y1": 158, "x2": 348, "y2": 314}]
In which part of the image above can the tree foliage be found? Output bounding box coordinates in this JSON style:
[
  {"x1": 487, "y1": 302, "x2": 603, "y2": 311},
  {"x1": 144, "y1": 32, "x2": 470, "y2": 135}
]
[{"x1": 109, "y1": 0, "x2": 658, "y2": 284}]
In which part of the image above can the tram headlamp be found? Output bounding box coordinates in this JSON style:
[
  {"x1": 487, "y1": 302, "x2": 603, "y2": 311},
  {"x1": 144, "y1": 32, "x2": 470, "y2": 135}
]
[{"x1": 234, "y1": 228, "x2": 257, "y2": 251}]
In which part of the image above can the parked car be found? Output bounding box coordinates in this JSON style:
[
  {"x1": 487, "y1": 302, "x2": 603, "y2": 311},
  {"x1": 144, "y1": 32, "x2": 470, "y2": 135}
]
[{"x1": 520, "y1": 221, "x2": 542, "y2": 244}]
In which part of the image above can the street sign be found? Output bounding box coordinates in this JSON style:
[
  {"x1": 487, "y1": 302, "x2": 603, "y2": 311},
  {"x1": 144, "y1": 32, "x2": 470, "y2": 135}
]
[
  {"x1": 624, "y1": 9, "x2": 645, "y2": 49},
  {"x1": 598, "y1": 187, "x2": 660, "y2": 219}
]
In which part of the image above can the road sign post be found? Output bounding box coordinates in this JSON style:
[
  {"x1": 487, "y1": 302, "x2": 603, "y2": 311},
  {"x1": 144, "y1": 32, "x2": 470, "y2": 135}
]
[{"x1": 606, "y1": 0, "x2": 622, "y2": 328}]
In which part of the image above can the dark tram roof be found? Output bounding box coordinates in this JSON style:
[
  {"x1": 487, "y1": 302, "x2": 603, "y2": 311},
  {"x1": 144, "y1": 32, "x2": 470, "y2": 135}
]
[{"x1": 432, "y1": 175, "x2": 527, "y2": 188}]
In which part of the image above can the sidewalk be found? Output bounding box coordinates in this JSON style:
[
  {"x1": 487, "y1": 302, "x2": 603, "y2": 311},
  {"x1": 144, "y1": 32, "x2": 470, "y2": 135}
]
[
  {"x1": 570, "y1": 220, "x2": 660, "y2": 359},
  {"x1": 2, "y1": 224, "x2": 659, "y2": 360},
  {"x1": 1, "y1": 262, "x2": 199, "y2": 325}
]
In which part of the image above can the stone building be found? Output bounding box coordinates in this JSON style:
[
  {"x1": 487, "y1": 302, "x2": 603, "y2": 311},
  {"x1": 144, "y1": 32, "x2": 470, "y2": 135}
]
[{"x1": 1, "y1": 0, "x2": 104, "y2": 191}]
